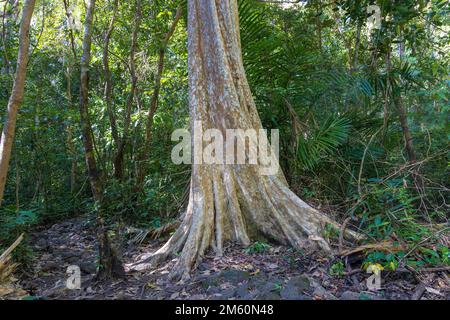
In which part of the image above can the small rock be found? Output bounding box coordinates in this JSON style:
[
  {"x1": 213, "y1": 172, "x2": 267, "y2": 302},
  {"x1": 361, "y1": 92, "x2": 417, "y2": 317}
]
[
  {"x1": 59, "y1": 250, "x2": 79, "y2": 259},
  {"x1": 200, "y1": 275, "x2": 220, "y2": 289},
  {"x1": 85, "y1": 286, "x2": 95, "y2": 294},
  {"x1": 286, "y1": 275, "x2": 310, "y2": 291},
  {"x1": 340, "y1": 291, "x2": 361, "y2": 300},
  {"x1": 79, "y1": 262, "x2": 97, "y2": 274},
  {"x1": 40, "y1": 261, "x2": 59, "y2": 272},
  {"x1": 66, "y1": 256, "x2": 80, "y2": 264},
  {"x1": 235, "y1": 283, "x2": 250, "y2": 298},
  {"x1": 256, "y1": 292, "x2": 281, "y2": 300},
  {"x1": 255, "y1": 281, "x2": 279, "y2": 293},
  {"x1": 189, "y1": 294, "x2": 206, "y2": 300},
  {"x1": 280, "y1": 275, "x2": 311, "y2": 300},
  {"x1": 170, "y1": 292, "x2": 180, "y2": 299},
  {"x1": 312, "y1": 286, "x2": 337, "y2": 300},
  {"x1": 206, "y1": 286, "x2": 220, "y2": 295},
  {"x1": 221, "y1": 288, "x2": 236, "y2": 300},
  {"x1": 220, "y1": 269, "x2": 250, "y2": 284},
  {"x1": 35, "y1": 238, "x2": 48, "y2": 249},
  {"x1": 116, "y1": 291, "x2": 129, "y2": 300},
  {"x1": 280, "y1": 286, "x2": 310, "y2": 300},
  {"x1": 309, "y1": 278, "x2": 338, "y2": 300},
  {"x1": 212, "y1": 293, "x2": 227, "y2": 300}
]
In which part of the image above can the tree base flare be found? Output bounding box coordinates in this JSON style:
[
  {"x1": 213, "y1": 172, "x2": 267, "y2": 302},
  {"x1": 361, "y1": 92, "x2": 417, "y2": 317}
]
[
  {"x1": 128, "y1": 164, "x2": 362, "y2": 280},
  {"x1": 96, "y1": 230, "x2": 125, "y2": 280}
]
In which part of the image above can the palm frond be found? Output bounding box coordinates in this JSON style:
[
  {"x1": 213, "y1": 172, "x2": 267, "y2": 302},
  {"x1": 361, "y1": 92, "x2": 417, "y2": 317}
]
[{"x1": 297, "y1": 116, "x2": 351, "y2": 170}]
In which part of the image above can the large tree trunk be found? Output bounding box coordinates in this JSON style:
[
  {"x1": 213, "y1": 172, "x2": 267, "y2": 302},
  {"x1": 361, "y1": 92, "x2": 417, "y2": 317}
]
[
  {"x1": 0, "y1": 0, "x2": 36, "y2": 206},
  {"x1": 79, "y1": 0, "x2": 124, "y2": 279},
  {"x1": 130, "y1": 0, "x2": 360, "y2": 280}
]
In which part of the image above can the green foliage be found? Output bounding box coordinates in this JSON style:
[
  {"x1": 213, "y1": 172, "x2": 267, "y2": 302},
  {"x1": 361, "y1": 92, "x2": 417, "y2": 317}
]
[
  {"x1": 329, "y1": 260, "x2": 345, "y2": 277},
  {"x1": 246, "y1": 241, "x2": 271, "y2": 254},
  {"x1": 354, "y1": 180, "x2": 449, "y2": 270},
  {"x1": 0, "y1": 207, "x2": 38, "y2": 265},
  {"x1": 363, "y1": 252, "x2": 399, "y2": 271},
  {"x1": 297, "y1": 116, "x2": 351, "y2": 170}
]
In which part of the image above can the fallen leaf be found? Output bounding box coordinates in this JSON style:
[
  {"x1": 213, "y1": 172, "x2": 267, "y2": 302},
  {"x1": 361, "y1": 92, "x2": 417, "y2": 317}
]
[
  {"x1": 250, "y1": 269, "x2": 260, "y2": 276},
  {"x1": 425, "y1": 287, "x2": 443, "y2": 296}
]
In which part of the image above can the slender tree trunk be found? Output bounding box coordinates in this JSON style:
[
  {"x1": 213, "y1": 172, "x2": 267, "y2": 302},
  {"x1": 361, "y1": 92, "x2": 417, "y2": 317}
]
[
  {"x1": 63, "y1": 0, "x2": 78, "y2": 194},
  {"x1": 386, "y1": 41, "x2": 417, "y2": 163},
  {"x1": 129, "y1": 0, "x2": 360, "y2": 280},
  {"x1": 394, "y1": 94, "x2": 417, "y2": 163},
  {"x1": 112, "y1": 0, "x2": 141, "y2": 180},
  {"x1": 65, "y1": 59, "x2": 77, "y2": 194},
  {"x1": 315, "y1": 1, "x2": 322, "y2": 53},
  {"x1": 1, "y1": 0, "x2": 19, "y2": 76},
  {"x1": 79, "y1": 0, "x2": 124, "y2": 279},
  {"x1": 14, "y1": 157, "x2": 19, "y2": 211},
  {"x1": 103, "y1": 0, "x2": 119, "y2": 148},
  {"x1": 63, "y1": 0, "x2": 77, "y2": 60},
  {"x1": 135, "y1": 6, "x2": 182, "y2": 189},
  {"x1": 1, "y1": 0, "x2": 10, "y2": 75},
  {"x1": 350, "y1": 21, "x2": 362, "y2": 72},
  {"x1": 396, "y1": 35, "x2": 417, "y2": 163},
  {"x1": 0, "y1": 0, "x2": 35, "y2": 206}
]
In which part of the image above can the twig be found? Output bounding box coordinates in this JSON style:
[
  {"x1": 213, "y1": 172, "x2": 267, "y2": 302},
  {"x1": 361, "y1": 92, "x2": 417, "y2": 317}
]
[
  {"x1": 345, "y1": 265, "x2": 450, "y2": 277},
  {"x1": 398, "y1": 227, "x2": 449, "y2": 267},
  {"x1": 0, "y1": 233, "x2": 24, "y2": 263},
  {"x1": 339, "y1": 241, "x2": 406, "y2": 257},
  {"x1": 338, "y1": 217, "x2": 351, "y2": 255},
  {"x1": 411, "y1": 283, "x2": 426, "y2": 300}
]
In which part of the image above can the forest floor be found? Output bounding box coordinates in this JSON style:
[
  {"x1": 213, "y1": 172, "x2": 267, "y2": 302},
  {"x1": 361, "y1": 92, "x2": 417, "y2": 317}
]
[{"x1": 18, "y1": 217, "x2": 449, "y2": 300}]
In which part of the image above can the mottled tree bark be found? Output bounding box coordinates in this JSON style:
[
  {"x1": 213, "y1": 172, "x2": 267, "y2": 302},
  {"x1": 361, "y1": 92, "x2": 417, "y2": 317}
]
[
  {"x1": 135, "y1": 6, "x2": 182, "y2": 189},
  {"x1": 130, "y1": 0, "x2": 360, "y2": 280},
  {"x1": 79, "y1": 0, "x2": 124, "y2": 279},
  {"x1": 63, "y1": 0, "x2": 77, "y2": 60},
  {"x1": 0, "y1": 0, "x2": 36, "y2": 206}
]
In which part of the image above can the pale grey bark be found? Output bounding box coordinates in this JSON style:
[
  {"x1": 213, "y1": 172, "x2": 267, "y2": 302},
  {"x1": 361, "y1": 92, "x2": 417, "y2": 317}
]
[{"x1": 0, "y1": 0, "x2": 36, "y2": 206}]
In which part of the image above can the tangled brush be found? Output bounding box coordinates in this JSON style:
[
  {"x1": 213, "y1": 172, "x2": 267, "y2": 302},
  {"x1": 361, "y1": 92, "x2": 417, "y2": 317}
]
[{"x1": 0, "y1": 234, "x2": 27, "y2": 299}]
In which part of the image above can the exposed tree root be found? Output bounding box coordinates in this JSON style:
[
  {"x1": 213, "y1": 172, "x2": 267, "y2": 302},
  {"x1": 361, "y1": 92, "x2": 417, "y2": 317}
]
[
  {"x1": 128, "y1": 165, "x2": 363, "y2": 280},
  {"x1": 96, "y1": 230, "x2": 125, "y2": 280}
]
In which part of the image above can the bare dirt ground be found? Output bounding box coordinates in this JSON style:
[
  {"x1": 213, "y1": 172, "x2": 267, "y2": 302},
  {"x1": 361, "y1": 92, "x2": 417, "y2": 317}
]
[{"x1": 19, "y1": 217, "x2": 449, "y2": 300}]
